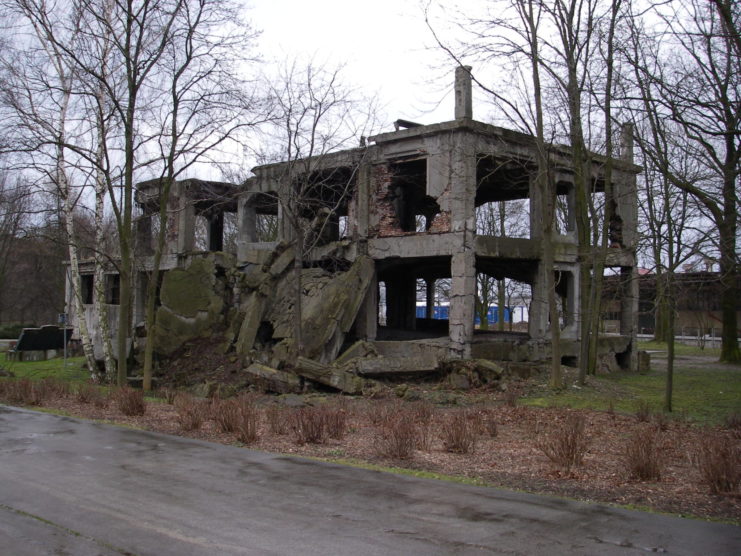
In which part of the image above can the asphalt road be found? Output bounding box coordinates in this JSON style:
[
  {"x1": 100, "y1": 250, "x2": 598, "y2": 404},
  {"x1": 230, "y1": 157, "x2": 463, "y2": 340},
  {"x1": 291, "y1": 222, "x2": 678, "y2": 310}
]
[{"x1": 0, "y1": 405, "x2": 738, "y2": 556}]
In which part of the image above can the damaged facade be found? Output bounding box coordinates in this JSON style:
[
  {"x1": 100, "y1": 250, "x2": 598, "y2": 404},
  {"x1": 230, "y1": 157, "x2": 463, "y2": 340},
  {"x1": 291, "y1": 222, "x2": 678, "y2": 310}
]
[{"x1": 68, "y1": 67, "x2": 641, "y2": 392}]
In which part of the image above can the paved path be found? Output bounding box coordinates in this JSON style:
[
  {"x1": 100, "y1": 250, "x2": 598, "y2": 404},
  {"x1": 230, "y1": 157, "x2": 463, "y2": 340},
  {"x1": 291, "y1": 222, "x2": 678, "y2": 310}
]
[{"x1": 0, "y1": 405, "x2": 738, "y2": 555}]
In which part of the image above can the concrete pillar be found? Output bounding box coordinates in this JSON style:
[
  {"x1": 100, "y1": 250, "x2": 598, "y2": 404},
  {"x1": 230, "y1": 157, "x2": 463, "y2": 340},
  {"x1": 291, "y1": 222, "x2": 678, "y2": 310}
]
[
  {"x1": 134, "y1": 214, "x2": 153, "y2": 256},
  {"x1": 175, "y1": 183, "x2": 195, "y2": 253},
  {"x1": 620, "y1": 266, "x2": 639, "y2": 370},
  {"x1": 356, "y1": 163, "x2": 370, "y2": 239},
  {"x1": 447, "y1": 129, "x2": 477, "y2": 357},
  {"x1": 425, "y1": 279, "x2": 435, "y2": 319},
  {"x1": 454, "y1": 65, "x2": 473, "y2": 120},
  {"x1": 528, "y1": 173, "x2": 545, "y2": 239},
  {"x1": 354, "y1": 272, "x2": 378, "y2": 340},
  {"x1": 529, "y1": 264, "x2": 548, "y2": 339}
]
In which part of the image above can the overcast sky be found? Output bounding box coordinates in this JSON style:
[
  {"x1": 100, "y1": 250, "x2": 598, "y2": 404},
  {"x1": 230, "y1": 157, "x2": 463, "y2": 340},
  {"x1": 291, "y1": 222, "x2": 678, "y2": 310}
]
[{"x1": 248, "y1": 0, "x2": 464, "y2": 128}]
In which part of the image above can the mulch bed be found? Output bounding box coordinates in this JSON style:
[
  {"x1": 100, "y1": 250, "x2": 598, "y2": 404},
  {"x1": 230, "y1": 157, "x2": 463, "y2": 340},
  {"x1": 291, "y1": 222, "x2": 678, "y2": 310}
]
[{"x1": 19, "y1": 390, "x2": 741, "y2": 524}]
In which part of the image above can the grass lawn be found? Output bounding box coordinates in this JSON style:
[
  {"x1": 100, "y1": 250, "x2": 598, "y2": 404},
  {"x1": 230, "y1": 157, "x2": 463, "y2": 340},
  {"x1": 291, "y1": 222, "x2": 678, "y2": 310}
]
[
  {"x1": 523, "y1": 342, "x2": 740, "y2": 425},
  {"x1": 1, "y1": 356, "x2": 89, "y2": 383}
]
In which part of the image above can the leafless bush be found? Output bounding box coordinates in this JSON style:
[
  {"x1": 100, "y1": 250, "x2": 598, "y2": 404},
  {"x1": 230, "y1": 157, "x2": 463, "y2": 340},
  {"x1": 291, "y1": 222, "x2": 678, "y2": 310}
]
[
  {"x1": 537, "y1": 413, "x2": 590, "y2": 471},
  {"x1": 211, "y1": 397, "x2": 242, "y2": 433},
  {"x1": 694, "y1": 435, "x2": 740, "y2": 494},
  {"x1": 503, "y1": 387, "x2": 519, "y2": 407},
  {"x1": 40, "y1": 378, "x2": 70, "y2": 398},
  {"x1": 235, "y1": 397, "x2": 260, "y2": 444},
  {"x1": 174, "y1": 394, "x2": 208, "y2": 431},
  {"x1": 113, "y1": 387, "x2": 146, "y2": 416},
  {"x1": 441, "y1": 410, "x2": 477, "y2": 454},
  {"x1": 159, "y1": 388, "x2": 177, "y2": 405},
  {"x1": 635, "y1": 400, "x2": 652, "y2": 422},
  {"x1": 724, "y1": 411, "x2": 741, "y2": 439},
  {"x1": 653, "y1": 411, "x2": 670, "y2": 432},
  {"x1": 625, "y1": 427, "x2": 662, "y2": 481},
  {"x1": 290, "y1": 407, "x2": 326, "y2": 445},
  {"x1": 479, "y1": 409, "x2": 498, "y2": 438},
  {"x1": 367, "y1": 399, "x2": 402, "y2": 427},
  {"x1": 323, "y1": 405, "x2": 348, "y2": 440},
  {"x1": 265, "y1": 404, "x2": 289, "y2": 435},
  {"x1": 410, "y1": 401, "x2": 435, "y2": 452},
  {"x1": 76, "y1": 383, "x2": 98, "y2": 404},
  {"x1": 3, "y1": 379, "x2": 44, "y2": 406},
  {"x1": 374, "y1": 413, "x2": 418, "y2": 459}
]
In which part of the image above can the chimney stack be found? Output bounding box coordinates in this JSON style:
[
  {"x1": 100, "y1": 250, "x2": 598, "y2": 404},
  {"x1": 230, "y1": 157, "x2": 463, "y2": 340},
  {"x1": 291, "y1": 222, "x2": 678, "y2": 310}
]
[{"x1": 454, "y1": 65, "x2": 473, "y2": 120}]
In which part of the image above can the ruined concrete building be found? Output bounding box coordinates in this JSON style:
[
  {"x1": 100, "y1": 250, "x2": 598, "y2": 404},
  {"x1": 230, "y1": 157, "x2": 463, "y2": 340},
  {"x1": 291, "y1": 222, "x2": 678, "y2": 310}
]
[{"x1": 69, "y1": 67, "x2": 640, "y2": 392}]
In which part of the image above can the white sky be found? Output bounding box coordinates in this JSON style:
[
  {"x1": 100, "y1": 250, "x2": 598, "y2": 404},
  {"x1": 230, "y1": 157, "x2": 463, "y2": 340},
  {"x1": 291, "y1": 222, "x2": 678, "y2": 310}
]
[{"x1": 247, "y1": 0, "x2": 463, "y2": 127}]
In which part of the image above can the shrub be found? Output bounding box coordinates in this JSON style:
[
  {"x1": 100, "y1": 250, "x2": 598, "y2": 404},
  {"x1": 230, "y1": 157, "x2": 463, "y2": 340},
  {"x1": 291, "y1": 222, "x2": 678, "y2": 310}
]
[
  {"x1": 235, "y1": 397, "x2": 260, "y2": 444},
  {"x1": 625, "y1": 427, "x2": 662, "y2": 480},
  {"x1": 265, "y1": 404, "x2": 289, "y2": 435},
  {"x1": 724, "y1": 411, "x2": 741, "y2": 439},
  {"x1": 635, "y1": 400, "x2": 652, "y2": 422},
  {"x1": 694, "y1": 435, "x2": 740, "y2": 494},
  {"x1": 160, "y1": 388, "x2": 177, "y2": 404},
  {"x1": 114, "y1": 387, "x2": 146, "y2": 416},
  {"x1": 653, "y1": 411, "x2": 670, "y2": 432},
  {"x1": 290, "y1": 407, "x2": 326, "y2": 445},
  {"x1": 441, "y1": 410, "x2": 477, "y2": 454},
  {"x1": 537, "y1": 413, "x2": 589, "y2": 471},
  {"x1": 367, "y1": 399, "x2": 402, "y2": 427},
  {"x1": 76, "y1": 383, "x2": 97, "y2": 404},
  {"x1": 40, "y1": 378, "x2": 70, "y2": 398},
  {"x1": 174, "y1": 394, "x2": 208, "y2": 431},
  {"x1": 3, "y1": 379, "x2": 44, "y2": 406},
  {"x1": 323, "y1": 405, "x2": 348, "y2": 440},
  {"x1": 374, "y1": 413, "x2": 418, "y2": 459},
  {"x1": 479, "y1": 409, "x2": 498, "y2": 438},
  {"x1": 211, "y1": 397, "x2": 242, "y2": 433}
]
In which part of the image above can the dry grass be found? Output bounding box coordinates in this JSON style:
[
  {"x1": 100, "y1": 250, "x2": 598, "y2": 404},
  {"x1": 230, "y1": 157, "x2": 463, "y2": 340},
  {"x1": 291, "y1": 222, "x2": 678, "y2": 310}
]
[
  {"x1": 174, "y1": 394, "x2": 208, "y2": 431},
  {"x1": 210, "y1": 397, "x2": 242, "y2": 433},
  {"x1": 235, "y1": 397, "x2": 260, "y2": 444}
]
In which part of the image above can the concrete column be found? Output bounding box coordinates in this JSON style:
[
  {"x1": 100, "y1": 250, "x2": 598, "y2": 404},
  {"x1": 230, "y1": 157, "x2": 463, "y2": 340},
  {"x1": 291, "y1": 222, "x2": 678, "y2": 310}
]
[
  {"x1": 447, "y1": 129, "x2": 477, "y2": 358},
  {"x1": 616, "y1": 123, "x2": 638, "y2": 249},
  {"x1": 356, "y1": 163, "x2": 370, "y2": 239},
  {"x1": 134, "y1": 214, "x2": 153, "y2": 256},
  {"x1": 529, "y1": 264, "x2": 548, "y2": 339},
  {"x1": 528, "y1": 173, "x2": 545, "y2": 239},
  {"x1": 449, "y1": 248, "x2": 476, "y2": 358},
  {"x1": 175, "y1": 183, "x2": 195, "y2": 253},
  {"x1": 620, "y1": 266, "x2": 639, "y2": 370},
  {"x1": 454, "y1": 65, "x2": 473, "y2": 120},
  {"x1": 354, "y1": 272, "x2": 378, "y2": 340},
  {"x1": 425, "y1": 279, "x2": 435, "y2": 319}
]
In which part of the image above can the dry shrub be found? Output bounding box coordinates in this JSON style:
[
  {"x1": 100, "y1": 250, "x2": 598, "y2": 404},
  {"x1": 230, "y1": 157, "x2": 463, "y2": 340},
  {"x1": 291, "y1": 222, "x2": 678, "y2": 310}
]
[
  {"x1": 653, "y1": 411, "x2": 670, "y2": 432},
  {"x1": 503, "y1": 388, "x2": 519, "y2": 407},
  {"x1": 410, "y1": 401, "x2": 435, "y2": 451},
  {"x1": 479, "y1": 409, "x2": 498, "y2": 438},
  {"x1": 290, "y1": 407, "x2": 326, "y2": 445},
  {"x1": 76, "y1": 383, "x2": 98, "y2": 404},
  {"x1": 114, "y1": 387, "x2": 146, "y2": 416},
  {"x1": 537, "y1": 413, "x2": 589, "y2": 471},
  {"x1": 635, "y1": 400, "x2": 652, "y2": 422},
  {"x1": 211, "y1": 397, "x2": 242, "y2": 433},
  {"x1": 374, "y1": 411, "x2": 418, "y2": 459},
  {"x1": 367, "y1": 399, "x2": 402, "y2": 427},
  {"x1": 235, "y1": 397, "x2": 260, "y2": 444},
  {"x1": 160, "y1": 388, "x2": 177, "y2": 405},
  {"x1": 694, "y1": 435, "x2": 740, "y2": 494},
  {"x1": 3, "y1": 379, "x2": 44, "y2": 406},
  {"x1": 174, "y1": 394, "x2": 208, "y2": 431},
  {"x1": 724, "y1": 411, "x2": 741, "y2": 439},
  {"x1": 323, "y1": 405, "x2": 348, "y2": 440},
  {"x1": 265, "y1": 404, "x2": 289, "y2": 435},
  {"x1": 40, "y1": 378, "x2": 70, "y2": 398},
  {"x1": 625, "y1": 427, "x2": 662, "y2": 481},
  {"x1": 441, "y1": 410, "x2": 477, "y2": 454}
]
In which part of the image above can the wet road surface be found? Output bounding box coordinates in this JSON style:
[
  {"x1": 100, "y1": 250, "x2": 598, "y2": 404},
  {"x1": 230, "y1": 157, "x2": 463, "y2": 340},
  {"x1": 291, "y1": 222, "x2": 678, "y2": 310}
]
[{"x1": 0, "y1": 405, "x2": 739, "y2": 555}]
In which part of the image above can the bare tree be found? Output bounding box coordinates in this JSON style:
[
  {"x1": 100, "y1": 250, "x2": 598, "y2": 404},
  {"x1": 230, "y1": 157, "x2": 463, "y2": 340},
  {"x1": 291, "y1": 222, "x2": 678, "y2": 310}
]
[
  {"x1": 626, "y1": 0, "x2": 740, "y2": 363},
  {"x1": 259, "y1": 59, "x2": 378, "y2": 359}
]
